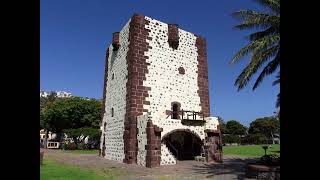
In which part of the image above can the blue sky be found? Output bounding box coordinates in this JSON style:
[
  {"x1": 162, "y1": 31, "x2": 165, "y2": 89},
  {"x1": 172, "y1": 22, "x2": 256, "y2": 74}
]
[{"x1": 40, "y1": 0, "x2": 279, "y2": 127}]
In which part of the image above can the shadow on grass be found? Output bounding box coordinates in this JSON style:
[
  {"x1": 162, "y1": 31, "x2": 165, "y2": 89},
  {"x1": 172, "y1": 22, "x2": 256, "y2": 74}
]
[
  {"x1": 191, "y1": 158, "x2": 258, "y2": 180},
  {"x1": 270, "y1": 150, "x2": 280, "y2": 153}
]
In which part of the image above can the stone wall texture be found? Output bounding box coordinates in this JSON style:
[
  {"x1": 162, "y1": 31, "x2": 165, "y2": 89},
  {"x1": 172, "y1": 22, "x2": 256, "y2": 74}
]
[
  {"x1": 137, "y1": 114, "x2": 148, "y2": 166},
  {"x1": 100, "y1": 19, "x2": 131, "y2": 162}
]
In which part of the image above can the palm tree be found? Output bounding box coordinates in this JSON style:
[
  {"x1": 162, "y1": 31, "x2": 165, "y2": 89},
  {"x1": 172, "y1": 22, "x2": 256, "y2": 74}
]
[
  {"x1": 230, "y1": 0, "x2": 280, "y2": 105},
  {"x1": 273, "y1": 73, "x2": 280, "y2": 118},
  {"x1": 272, "y1": 72, "x2": 280, "y2": 108}
]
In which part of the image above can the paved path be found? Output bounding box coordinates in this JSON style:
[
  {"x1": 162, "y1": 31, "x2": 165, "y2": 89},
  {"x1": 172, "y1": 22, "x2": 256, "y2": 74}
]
[{"x1": 42, "y1": 149, "x2": 258, "y2": 180}]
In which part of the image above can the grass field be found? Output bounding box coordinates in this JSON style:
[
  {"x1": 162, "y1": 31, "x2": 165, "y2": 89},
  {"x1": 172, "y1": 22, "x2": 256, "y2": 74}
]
[
  {"x1": 223, "y1": 144, "x2": 280, "y2": 157},
  {"x1": 61, "y1": 149, "x2": 99, "y2": 154},
  {"x1": 60, "y1": 145, "x2": 280, "y2": 157},
  {"x1": 40, "y1": 159, "x2": 111, "y2": 180}
]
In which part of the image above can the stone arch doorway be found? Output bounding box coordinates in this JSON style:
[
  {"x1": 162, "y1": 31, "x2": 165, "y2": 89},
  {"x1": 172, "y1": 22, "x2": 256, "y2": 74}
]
[{"x1": 162, "y1": 130, "x2": 203, "y2": 160}]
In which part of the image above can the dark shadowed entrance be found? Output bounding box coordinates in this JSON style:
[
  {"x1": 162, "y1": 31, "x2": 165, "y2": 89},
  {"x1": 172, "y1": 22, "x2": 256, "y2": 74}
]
[{"x1": 162, "y1": 130, "x2": 203, "y2": 160}]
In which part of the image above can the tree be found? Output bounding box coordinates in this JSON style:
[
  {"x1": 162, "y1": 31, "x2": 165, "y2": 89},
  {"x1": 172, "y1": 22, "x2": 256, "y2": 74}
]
[
  {"x1": 40, "y1": 111, "x2": 45, "y2": 130},
  {"x1": 217, "y1": 116, "x2": 227, "y2": 134},
  {"x1": 44, "y1": 97, "x2": 102, "y2": 141},
  {"x1": 225, "y1": 120, "x2": 247, "y2": 136},
  {"x1": 40, "y1": 93, "x2": 58, "y2": 147},
  {"x1": 230, "y1": 0, "x2": 280, "y2": 106},
  {"x1": 248, "y1": 116, "x2": 279, "y2": 139},
  {"x1": 47, "y1": 91, "x2": 57, "y2": 104},
  {"x1": 223, "y1": 135, "x2": 241, "y2": 144}
]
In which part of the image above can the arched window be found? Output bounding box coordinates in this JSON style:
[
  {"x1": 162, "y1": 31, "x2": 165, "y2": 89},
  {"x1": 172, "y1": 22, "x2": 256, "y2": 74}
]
[
  {"x1": 172, "y1": 103, "x2": 180, "y2": 119},
  {"x1": 111, "y1": 108, "x2": 114, "y2": 117}
]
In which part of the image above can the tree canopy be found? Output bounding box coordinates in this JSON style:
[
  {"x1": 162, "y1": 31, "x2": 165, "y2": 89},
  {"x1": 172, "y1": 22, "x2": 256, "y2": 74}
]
[
  {"x1": 43, "y1": 97, "x2": 102, "y2": 133},
  {"x1": 225, "y1": 120, "x2": 247, "y2": 136},
  {"x1": 248, "y1": 116, "x2": 279, "y2": 138},
  {"x1": 217, "y1": 116, "x2": 227, "y2": 134}
]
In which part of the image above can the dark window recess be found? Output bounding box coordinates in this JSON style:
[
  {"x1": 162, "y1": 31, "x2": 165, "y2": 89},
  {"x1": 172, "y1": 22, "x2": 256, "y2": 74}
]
[
  {"x1": 104, "y1": 122, "x2": 107, "y2": 131},
  {"x1": 168, "y1": 24, "x2": 179, "y2": 49},
  {"x1": 178, "y1": 67, "x2": 185, "y2": 75},
  {"x1": 111, "y1": 108, "x2": 114, "y2": 117},
  {"x1": 112, "y1": 32, "x2": 120, "y2": 51},
  {"x1": 172, "y1": 103, "x2": 179, "y2": 119},
  {"x1": 112, "y1": 73, "x2": 114, "y2": 80}
]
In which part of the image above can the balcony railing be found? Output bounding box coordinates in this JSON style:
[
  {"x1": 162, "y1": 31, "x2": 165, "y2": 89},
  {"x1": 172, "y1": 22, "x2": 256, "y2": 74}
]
[{"x1": 166, "y1": 109, "x2": 206, "y2": 122}]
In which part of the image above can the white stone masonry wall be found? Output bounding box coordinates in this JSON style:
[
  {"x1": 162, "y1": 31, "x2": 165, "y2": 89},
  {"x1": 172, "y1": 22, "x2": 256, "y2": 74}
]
[
  {"x1": 101, "y1": 19, "x2": 131, "y2": 162},
  {"x1": 142, "y1": 16, "x2": 207, "y2": 165},
  {"x1": 204, "y1": 117, "x2": 219, "y2": 130},
  {"x1": 143, "y1": 16, "x2": 202, "y2": 126},
  {"x1": 137, "y1": 114, "x2": 149, "y2": 166},
  {"x1": 160, "y1": 143, "x2": 177, "y2": 165}
]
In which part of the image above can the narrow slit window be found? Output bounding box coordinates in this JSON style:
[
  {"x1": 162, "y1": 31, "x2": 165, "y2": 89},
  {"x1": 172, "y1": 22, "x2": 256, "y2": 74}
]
[{"x1": 111, "y1": 108, "x2": 114, "y2": 117}]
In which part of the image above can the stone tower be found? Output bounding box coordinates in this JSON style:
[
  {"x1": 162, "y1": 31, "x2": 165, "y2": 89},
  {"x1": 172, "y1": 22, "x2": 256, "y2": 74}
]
[{"x1": 100, "y1": 14, "x2": 222, "y2": 168}]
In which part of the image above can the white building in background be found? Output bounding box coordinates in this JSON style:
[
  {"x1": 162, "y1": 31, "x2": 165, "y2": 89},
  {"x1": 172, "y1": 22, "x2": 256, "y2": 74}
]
[
  {"x1": 56, "y1": 91, "x2": 72, "y2": 98},
  {"x1": 40, "y1": 91, "x2": 50, "y2": 97},
  {"x1": 40, "y1": 90, "x2": 72, "y2": 98}
]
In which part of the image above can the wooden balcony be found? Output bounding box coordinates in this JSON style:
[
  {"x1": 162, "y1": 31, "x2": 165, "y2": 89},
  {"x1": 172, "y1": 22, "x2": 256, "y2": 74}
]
[{"x1": 167, "y1": 109, "x2": 206, "y2": 123}]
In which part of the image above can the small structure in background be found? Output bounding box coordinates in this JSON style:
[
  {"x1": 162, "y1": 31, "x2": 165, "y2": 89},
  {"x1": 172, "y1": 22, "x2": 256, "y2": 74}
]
[
  {"x1": 268, "y1": 133, "x2": 280, "y2": 144},
  {"x1": 40, "y1": 129, "x2": 56, "y2": 148},
  {"x1": 47, "y1": 142, "x2": 60, "y2": 149}
]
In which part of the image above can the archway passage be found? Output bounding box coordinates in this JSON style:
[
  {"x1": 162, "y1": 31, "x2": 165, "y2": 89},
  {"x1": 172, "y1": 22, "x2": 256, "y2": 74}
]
[{"x1": 162, "y1": 131, "x2": 203, "y2": 160}]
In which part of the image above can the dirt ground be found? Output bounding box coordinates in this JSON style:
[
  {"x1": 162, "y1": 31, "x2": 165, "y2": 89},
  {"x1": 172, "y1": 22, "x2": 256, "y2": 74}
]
[{"x1": 42, "y1": 148, "x2": 258, "y2": 180}]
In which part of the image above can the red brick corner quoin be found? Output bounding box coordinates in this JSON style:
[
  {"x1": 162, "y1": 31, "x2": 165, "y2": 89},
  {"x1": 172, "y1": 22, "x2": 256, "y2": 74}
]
[
  {"x1": 196, "y1": 36, "x2": 210, "y2": 118},
  {"x1": 146, "y1": 120, "x2": 162, "y2": 168},
  {"x1": 123, "y1": 14, "x2": 152, "y2": 164}
]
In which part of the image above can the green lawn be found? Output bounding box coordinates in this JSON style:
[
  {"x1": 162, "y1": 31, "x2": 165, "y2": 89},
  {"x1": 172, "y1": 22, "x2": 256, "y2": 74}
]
[
  {"x1": 223, "y1": 144, "x2": 280, "y2": 157},
  {"x1": 40, "y1": 159, "x2": 111, "y2": 180},
  {"x1": 61, "y1": 149, "x2": 99, "y2": 154}
]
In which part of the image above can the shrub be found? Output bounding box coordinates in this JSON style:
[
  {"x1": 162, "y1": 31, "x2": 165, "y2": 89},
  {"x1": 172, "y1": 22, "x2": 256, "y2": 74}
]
[
  {"x1": 61, "y1": 143, "x2": 67, "y2": 150},
  {"x1": 77, "y1": 142, "x2": 86, "y2": 150},
  {"x1": 259, "y1": 154, "x2": 280, "y2": 166},
  {"x1": 63, "y1": 142, "x2": 77, "y2": 150},
  {"x1": 223, "y1": 135, "x2": 241, "y2": 144},
  {"x1": 243, "y1": 134, "x2": 268, "y2": 144}
]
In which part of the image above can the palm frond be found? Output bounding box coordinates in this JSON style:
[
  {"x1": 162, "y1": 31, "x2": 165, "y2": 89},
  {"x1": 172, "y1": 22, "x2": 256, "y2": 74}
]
[
  {"x1": 272, "y1": 72, "x2": 280, "y2": 86},
  {"x1": 255, "y1": 0, "x2": 280, "y2": 14},
  {"x1": 230, "y1": 0, "x2": 280, "y2": 109},
  {"x1": 252, "y1": 51, "x2": 280, "y2": 90},
  {"x1": 276, "y1": 92, "x2": 280, "y2": 108},
  {"x1": 235, "y1": 45, "x2": 279, "y2": 90},
  {"x1": 232, "y1": 10, "x2": 279, "y2": 30},
  {"x1": 247, "y1": 26, "x2": 277, "y2": 41},
  {"x1": 232, "y1": 10, "x2": 262, "y2": 19},
  {"x1": 230, "y1": 34, "x2": 279, "y2": 64}
]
